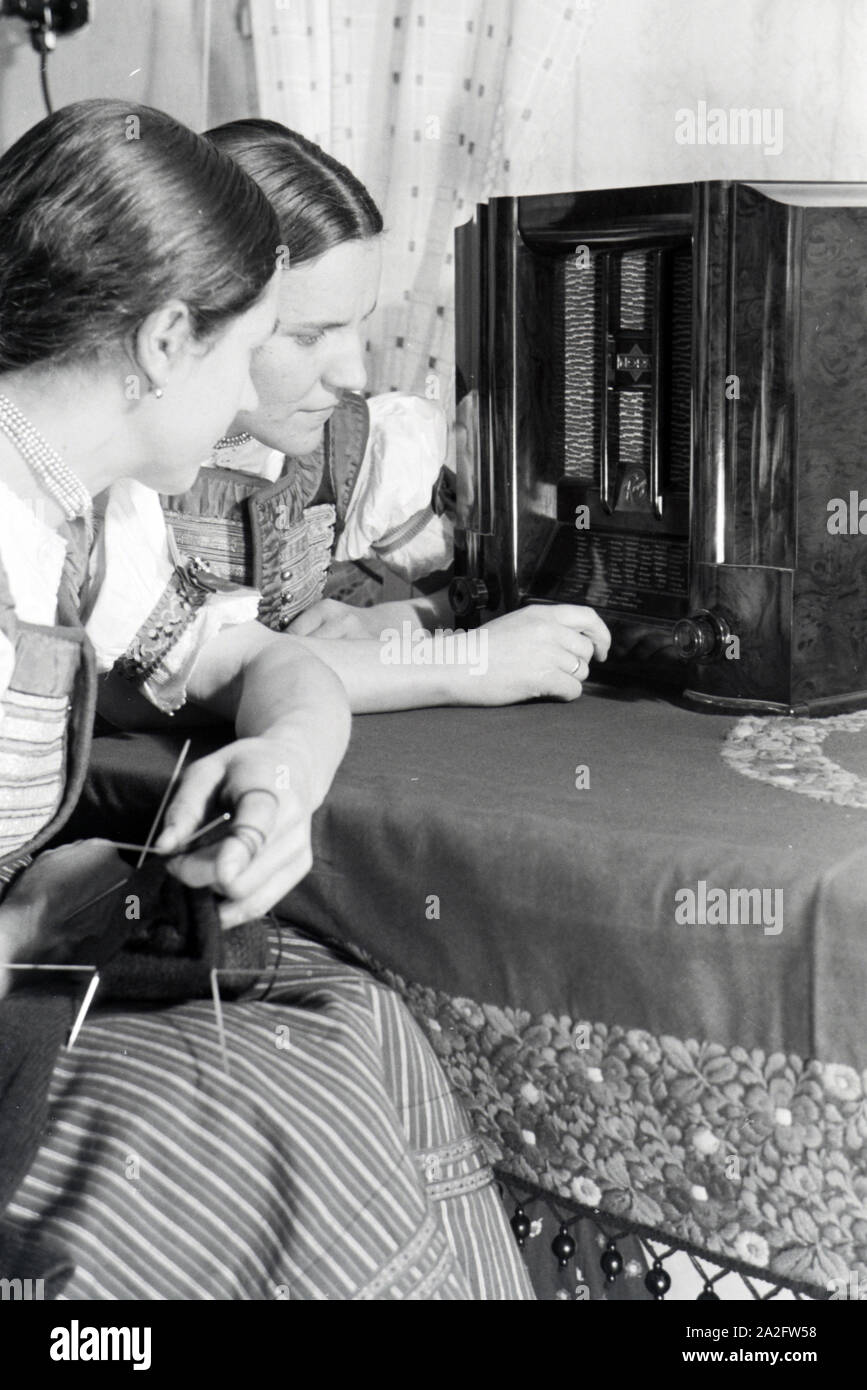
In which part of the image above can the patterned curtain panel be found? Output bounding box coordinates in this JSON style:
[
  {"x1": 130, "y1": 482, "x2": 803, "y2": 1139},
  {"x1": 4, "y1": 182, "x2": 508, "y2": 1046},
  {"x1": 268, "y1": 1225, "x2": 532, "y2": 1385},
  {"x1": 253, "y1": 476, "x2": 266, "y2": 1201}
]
[
  {"x1": 249, "y1": 0, "x2": 596, "y2": 406},
  {"x1": 249, "y1": 0, "x2": 867, "y2": 406}
]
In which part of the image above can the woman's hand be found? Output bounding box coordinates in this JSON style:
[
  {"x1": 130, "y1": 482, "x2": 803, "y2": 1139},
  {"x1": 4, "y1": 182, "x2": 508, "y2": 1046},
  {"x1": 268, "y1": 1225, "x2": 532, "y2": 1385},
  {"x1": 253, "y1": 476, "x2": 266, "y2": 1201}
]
[
  {"x1": 283, "y1": 601, "x2": 612, "y2": 713},
  {"x1": 157, "y1": 619, "x2": 351, "y2": 925},
  {"x1": 154, "y1": 735, "x2": 318, "y2": 929},
  {"x1": 467, "y1": 604, "x2": 612, "y2": 706}
]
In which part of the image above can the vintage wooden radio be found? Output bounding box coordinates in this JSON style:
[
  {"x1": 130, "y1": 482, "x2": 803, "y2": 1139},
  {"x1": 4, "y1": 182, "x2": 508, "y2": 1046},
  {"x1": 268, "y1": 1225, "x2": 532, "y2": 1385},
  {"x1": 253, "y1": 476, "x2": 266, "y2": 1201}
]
[{"x1": 450, "y1": 181, "x2": 867, "y2": 713}]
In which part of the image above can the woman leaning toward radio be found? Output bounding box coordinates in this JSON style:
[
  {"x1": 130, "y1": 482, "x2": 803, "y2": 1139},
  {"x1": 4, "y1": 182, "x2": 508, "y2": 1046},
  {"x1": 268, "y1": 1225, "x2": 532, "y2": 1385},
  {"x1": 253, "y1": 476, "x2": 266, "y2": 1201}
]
[
  {"x1": 96, "y1": 117, "x2": 611, "y2": 725},
  {"x1": 0, "y1": 99, "x2": 533, "y2": 1299}
]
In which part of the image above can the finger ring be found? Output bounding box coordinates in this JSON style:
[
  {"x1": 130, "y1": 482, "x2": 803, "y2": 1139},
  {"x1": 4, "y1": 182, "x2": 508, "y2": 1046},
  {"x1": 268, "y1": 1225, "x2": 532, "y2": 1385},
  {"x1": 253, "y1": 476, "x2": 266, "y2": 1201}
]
[
  {"x1": 229, "y1": 823, "x2": 266, "y2": 858},
  {"x1": 571, "y1": 659, "x2": 583, "y2": 676}
]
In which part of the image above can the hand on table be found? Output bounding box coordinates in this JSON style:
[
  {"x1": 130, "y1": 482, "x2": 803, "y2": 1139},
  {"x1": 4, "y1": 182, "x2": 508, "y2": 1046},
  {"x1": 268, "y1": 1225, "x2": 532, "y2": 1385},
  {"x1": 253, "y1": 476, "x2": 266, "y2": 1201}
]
[{"x1": 468, "y1": 604, "x2": 611, "y2": 706}]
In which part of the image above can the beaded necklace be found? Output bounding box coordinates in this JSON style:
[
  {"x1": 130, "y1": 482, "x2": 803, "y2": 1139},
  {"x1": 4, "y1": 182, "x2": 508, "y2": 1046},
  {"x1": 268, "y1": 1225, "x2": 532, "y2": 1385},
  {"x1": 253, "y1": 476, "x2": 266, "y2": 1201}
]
[
  {"x1": 213, "y1": 432, "x2": 254, "y2": 451},
  {"x1": 0, "y1": 393, "x2": 92, "y2": 521}
]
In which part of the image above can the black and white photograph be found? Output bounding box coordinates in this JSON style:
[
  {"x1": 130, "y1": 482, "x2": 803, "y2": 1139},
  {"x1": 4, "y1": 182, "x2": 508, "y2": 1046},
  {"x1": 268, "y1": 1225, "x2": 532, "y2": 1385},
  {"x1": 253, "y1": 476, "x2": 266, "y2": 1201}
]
[{"x1": 0, "y1": 0, "x2": 864, "y2": 1355}]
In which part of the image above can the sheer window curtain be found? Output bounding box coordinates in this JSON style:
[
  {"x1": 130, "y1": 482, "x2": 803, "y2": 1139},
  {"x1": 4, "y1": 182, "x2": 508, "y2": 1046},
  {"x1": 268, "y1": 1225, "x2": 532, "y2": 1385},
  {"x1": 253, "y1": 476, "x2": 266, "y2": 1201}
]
[
  {"x1": 249, "y1": 0, "x2": 597, "y2": 407},
  {"x1": 249, "y1": 0, "x2": 867, "y2": 407}
]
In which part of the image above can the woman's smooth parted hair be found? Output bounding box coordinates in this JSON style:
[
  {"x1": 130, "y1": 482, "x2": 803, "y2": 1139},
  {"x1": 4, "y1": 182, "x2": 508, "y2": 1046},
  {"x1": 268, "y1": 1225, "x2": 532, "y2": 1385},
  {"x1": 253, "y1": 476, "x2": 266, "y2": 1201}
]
[
  {"x1": 0, "y1": 99, "x2": 281, "y2": 372},
  {"x1": 205, "y1": 118, "x2": 383, "y2": 265}
]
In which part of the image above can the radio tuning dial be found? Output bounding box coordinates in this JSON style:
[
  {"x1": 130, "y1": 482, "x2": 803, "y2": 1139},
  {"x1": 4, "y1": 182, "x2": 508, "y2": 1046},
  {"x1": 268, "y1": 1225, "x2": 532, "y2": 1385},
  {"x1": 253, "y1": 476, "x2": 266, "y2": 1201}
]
[
  {"x1": 449, "y1": 576, "x2": 491, "y2": 619},
  {"x1": 673, "y1": 609, "x2": 731, "y2": 662}
]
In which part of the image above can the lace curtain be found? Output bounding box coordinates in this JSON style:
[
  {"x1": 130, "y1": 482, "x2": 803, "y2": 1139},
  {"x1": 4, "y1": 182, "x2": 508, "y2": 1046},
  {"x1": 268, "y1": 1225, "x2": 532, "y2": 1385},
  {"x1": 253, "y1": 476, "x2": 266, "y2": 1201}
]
[
  {"x1": 250, "y1": 0, "x2": 867, "y2": 405},
  {"x1": 249, "y1": 0, "x2": 596, "y2": 405}
]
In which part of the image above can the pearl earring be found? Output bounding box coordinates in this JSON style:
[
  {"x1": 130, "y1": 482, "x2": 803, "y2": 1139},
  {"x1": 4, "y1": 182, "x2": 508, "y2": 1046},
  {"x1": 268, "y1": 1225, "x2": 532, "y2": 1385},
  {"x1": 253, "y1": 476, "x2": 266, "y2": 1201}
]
[{"x1": 149, "y1": 383, "x2": 164, "y2": 399}]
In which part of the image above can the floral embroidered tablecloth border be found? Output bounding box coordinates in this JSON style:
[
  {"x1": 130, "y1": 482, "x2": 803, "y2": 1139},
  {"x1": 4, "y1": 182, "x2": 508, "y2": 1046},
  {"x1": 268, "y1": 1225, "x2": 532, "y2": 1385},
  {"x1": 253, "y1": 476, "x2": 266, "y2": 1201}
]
[
  {"x1": 367, "y1": 959, "x2": 867, "y2": 1294},
  {"x1": 722, "y1": 709, "x2": 867, "y2": 808}
]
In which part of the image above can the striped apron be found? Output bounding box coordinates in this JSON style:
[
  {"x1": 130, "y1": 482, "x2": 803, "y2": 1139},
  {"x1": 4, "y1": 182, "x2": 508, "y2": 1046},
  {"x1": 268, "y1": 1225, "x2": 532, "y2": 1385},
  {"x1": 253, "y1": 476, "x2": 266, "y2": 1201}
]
[{"x1": 0, "y1": 528, "x2": 532, "y2": 1300}]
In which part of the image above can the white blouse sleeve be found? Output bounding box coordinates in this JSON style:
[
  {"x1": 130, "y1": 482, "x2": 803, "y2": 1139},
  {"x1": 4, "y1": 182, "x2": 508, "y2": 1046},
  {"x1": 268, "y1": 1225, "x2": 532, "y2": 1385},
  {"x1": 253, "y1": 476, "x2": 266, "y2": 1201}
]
[
  {"x1": 85, "y1": 478, "x2": 259, "y2": 715},
  {"x1": 333, "y1": 393, "x2": 454, "y2": 584},
  {"x1": 85, "y1": 478, "x2": 178, "y2": 662},
  {"x1": 139, "y1": 590, "x2": 259, "y2": 714}
]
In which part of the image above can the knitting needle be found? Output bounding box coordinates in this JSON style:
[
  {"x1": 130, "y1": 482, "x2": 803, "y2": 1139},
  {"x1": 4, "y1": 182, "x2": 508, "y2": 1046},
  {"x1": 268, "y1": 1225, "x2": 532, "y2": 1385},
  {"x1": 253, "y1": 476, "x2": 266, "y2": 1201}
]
[
  {"x1": 136, "y1": 737, "x2": 191, "y2": 867},
  {"x1": 4, "y1": 962, "x2": 101, "y2": 1048},
  {"x1": 59, "y1": 875, "x2": 134, "y2": 928},
  {"x1": 66, "y1": 969, "x2": 100, "y2": 1050},
  {"x1": 56, "y1": 811, "x2": 233, "y2": 931},
  {"x1": 205, "y1": 965, "x2": 282, "y2": 1079},
  {"x1": 105, "y1": 812, "x2": 233, "y2": 858},
  {"x1": 210, "y1": 968, "x2": 231, "y2": 1079},
  {"x1": 4, "y1": 963, "x2": 96, "y2": 971},
  {"x1": 15, "y1": 750, "x2": 232, "y2": 993},
  {"x1": 2, "y1": 744, "x2": 197, "y2": 938},
  {"x1": 205, "y1": 964, "x2": 285, "y2": 1080}
]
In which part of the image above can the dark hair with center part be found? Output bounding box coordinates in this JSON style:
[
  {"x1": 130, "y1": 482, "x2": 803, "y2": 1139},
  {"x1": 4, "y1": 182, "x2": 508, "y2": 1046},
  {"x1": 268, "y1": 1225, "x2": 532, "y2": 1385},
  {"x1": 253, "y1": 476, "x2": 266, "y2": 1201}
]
[
  {"x1": 205, "y1": 118, "x2": 383, "y2": 266},
  {"x1": 0, "y1": 98, "x2": 281, "y2": 372}
]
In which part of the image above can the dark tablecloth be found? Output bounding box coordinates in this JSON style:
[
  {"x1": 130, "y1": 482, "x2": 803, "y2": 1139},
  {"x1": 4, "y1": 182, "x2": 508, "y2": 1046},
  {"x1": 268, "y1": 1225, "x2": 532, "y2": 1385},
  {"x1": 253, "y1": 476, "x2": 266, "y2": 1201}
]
[{"x1": 286, "y1": 686, "x2": 866, "y2": 1069}]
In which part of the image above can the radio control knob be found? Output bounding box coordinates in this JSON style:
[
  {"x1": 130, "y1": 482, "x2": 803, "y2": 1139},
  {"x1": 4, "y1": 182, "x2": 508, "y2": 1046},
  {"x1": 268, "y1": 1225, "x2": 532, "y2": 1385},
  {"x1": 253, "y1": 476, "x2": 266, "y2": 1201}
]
[
  {"x1": 673, "y1": 609, "x2": 730, "y2": 662},
  {"x1": 449, "y1": 576, "x2": 490, "y2": 619}
]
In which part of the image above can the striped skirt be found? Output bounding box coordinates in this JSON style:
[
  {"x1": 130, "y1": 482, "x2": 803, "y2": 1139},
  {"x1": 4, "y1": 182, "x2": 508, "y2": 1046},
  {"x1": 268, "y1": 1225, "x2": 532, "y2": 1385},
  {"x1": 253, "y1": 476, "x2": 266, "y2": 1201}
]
[{"x1": 6, "y1": 926, "x2": 533, "y2": 1300}]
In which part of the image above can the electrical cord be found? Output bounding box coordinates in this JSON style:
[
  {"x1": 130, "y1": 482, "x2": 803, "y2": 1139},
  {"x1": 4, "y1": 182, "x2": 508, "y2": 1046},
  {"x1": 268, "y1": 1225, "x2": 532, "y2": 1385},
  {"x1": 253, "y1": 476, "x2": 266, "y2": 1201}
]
[
  {"x1": 2, "y1": 2, "x2": 90, "y2": 117},
  {"x1": 38, "y1": 40, "x2": 52, "y2": 114}
]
